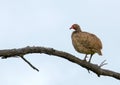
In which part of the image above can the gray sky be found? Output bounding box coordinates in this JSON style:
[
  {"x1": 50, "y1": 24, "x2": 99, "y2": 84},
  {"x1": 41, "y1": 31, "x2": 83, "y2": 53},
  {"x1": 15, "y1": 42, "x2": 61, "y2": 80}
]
[{"x1": 0, "y1": 0, "x2": 120, "y2": 85}]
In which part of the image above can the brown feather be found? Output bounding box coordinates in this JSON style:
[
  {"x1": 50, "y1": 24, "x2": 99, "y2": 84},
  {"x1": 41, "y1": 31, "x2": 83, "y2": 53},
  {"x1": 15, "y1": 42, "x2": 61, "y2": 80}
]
[{"x1": 71, "y1": 24, "x2": 102, "y2": 57}]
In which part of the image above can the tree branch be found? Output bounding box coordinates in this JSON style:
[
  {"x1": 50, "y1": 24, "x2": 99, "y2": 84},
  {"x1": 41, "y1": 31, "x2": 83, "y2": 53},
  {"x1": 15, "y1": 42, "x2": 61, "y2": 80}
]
[
  {"x1": 0, "y1": 46, "x2": 120, "y2": 80},
  {"x1": 20, "y1": 55, "x2": 39, "y2": 72}
]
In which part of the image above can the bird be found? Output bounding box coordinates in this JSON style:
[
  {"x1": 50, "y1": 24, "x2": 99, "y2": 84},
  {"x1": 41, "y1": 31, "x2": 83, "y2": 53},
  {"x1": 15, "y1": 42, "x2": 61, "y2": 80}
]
[{"x1": 70, "y1": 24, "x2": 102, "y2": 63}]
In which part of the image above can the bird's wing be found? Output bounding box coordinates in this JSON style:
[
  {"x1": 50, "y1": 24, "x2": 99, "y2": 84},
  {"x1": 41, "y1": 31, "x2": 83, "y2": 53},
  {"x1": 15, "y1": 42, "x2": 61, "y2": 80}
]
[{"x1": 75, "y1": 32, "x2": 102, "y2": 50}]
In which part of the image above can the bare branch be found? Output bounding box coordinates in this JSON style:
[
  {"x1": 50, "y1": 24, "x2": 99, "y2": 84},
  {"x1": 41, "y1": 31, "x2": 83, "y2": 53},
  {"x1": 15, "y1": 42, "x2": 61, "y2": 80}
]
[
  {"x1": 99, "y1": 60, "x2": 108, "y2": 68},
  {"x1": 0, "y1": 46, "x2": 120, "y2": 80},
  {"x1": 20, "y1": 55, "x2": 39, "y2": 72}
]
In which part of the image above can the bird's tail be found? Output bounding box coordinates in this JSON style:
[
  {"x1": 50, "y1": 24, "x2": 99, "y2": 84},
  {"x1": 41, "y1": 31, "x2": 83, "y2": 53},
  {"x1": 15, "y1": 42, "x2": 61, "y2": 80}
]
[{"x1": 97, "y1": 50, "x2": 102, "y2": 56}]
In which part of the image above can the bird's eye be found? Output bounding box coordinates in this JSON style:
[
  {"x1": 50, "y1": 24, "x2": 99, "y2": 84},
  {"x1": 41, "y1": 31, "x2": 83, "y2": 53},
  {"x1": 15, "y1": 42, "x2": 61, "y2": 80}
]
[
  {"x1": 72, "y1": 25, "x2": 77, "y2": 30},
  {"x1": 72, "y1": 25, "x2": 75, "y2": 28}
]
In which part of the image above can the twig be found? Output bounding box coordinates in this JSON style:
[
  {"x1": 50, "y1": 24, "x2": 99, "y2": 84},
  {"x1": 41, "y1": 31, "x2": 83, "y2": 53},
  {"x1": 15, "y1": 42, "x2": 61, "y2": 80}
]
[
  {"x1": 99, "y1": 60, "x2": 108, "y2": 68},
  {"x1": 20, "y1": 55, "x2": 39, "y2": 72}
]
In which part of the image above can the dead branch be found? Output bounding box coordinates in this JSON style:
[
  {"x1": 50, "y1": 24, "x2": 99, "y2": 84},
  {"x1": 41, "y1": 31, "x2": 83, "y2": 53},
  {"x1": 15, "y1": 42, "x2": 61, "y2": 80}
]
[
  {"x1": 20, "y1": 55, "x2": 39, "y2": 72},
  {"x1": 0, "y1": 46, "x2": 120, "y2": 80}
]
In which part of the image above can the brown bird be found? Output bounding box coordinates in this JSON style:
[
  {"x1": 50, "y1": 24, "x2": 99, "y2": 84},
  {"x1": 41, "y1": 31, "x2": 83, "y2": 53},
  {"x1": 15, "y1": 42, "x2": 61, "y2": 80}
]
[{"x1": 70, "y1": 24, "x2": 102, "y2": 62}]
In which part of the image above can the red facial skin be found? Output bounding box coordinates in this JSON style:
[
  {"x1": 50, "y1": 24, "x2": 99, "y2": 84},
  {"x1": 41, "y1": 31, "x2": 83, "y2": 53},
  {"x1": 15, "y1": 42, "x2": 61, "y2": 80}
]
[{"x1": 70, "y1": 25, "x2": 77, "y2": 30}]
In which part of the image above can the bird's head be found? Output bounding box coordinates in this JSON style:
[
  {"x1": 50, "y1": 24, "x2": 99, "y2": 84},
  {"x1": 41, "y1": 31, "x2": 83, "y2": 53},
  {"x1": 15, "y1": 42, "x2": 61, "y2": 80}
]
[{"x1": 70, "y1": 24, "x2": 81, "y2": 31}]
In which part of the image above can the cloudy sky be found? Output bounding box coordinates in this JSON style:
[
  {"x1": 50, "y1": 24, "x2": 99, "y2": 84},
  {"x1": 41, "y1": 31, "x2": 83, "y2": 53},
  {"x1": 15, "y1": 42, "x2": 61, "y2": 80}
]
[{"x1": 0, "y1": 0, "x2": 120, "y2": 85}]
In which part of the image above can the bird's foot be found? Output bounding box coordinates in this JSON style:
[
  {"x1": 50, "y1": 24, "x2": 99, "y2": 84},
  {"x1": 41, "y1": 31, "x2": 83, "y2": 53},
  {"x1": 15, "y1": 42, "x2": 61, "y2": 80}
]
[{"x1": 83, "y1": 58, "x2": 87, "y2": 62}]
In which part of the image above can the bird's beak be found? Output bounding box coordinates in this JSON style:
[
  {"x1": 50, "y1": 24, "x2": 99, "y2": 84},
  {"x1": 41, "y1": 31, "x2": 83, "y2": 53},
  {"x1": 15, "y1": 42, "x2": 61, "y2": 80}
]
[{"x1": 70, "y1": 27, "x2": 73, "y2": 30}]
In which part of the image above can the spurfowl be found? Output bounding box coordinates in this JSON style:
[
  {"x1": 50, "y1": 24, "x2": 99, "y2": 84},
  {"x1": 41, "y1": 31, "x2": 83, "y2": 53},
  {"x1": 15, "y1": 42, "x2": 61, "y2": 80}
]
[{"x1": 70, "y1": 24, "x2": 102, "y2": 63}]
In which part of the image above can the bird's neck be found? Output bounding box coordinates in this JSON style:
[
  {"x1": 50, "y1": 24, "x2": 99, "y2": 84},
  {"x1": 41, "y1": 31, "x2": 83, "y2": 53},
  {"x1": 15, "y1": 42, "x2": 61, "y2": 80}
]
[
  {"x1": 75, "y1": 27, "x2": 82, "y2": 32},
  {"x1": 73, "y1": 30, "x2": 81, "y2": 35}
]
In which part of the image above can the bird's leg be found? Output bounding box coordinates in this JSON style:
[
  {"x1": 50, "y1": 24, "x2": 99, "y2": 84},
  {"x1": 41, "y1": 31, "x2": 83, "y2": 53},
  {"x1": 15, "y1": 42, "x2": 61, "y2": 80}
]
[
  {"x1": 84, "y1": 54, "x2": 88, "y2": 61},
  {"x1": 88, "y1": 54, "x2": 93, "y2": 63}
]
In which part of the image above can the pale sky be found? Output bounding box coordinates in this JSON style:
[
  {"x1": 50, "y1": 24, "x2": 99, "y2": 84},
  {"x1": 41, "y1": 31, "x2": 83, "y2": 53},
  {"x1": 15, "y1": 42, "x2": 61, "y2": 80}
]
[{"x1": 0, "y1": 0, "x2": 120, "y2": 85}]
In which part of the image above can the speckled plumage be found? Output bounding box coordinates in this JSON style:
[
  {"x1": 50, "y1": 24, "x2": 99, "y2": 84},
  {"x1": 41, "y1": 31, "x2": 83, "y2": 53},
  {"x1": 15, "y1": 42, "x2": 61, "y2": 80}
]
[{"x1": 70, "y1": 24, "x2": 102, "y2": 62}]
